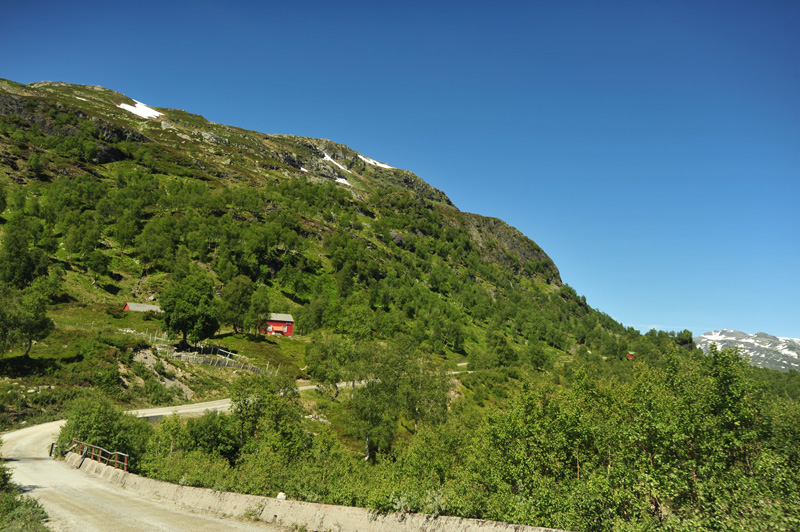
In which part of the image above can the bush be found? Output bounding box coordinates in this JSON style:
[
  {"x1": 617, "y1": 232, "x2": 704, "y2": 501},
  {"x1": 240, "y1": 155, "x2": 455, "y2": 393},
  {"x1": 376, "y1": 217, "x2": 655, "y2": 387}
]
[
  {"x1": 1, "y1": 445, "x2": 49, "y2": 530},
  {"x1": 152, "y1": 360, "x2": 175, "y2": 379},
  {"x1": 98, "y1": 334, "x2": 149, "y2": 353},
  {"x1": 0, "y1": 491, "x2": 49, "y2": 531},
  {"x1": 132, "y1": 361, "x2": 149, "y2": 378},
  {"x1": 142, "y1": 310, "x2": 162, "y2": 321},
  {"x1": 56, "y1": 395, "x2": 153, "y2": 472},
  {"x1": 103, "y1": 304, "x2": 125, "y2": 319},
  {"x1": 145, "y1": 379, "x2": 174, "y2": 406},
  {"x1": 95, "y1": 366, "x2": 121, "y2": 395}
]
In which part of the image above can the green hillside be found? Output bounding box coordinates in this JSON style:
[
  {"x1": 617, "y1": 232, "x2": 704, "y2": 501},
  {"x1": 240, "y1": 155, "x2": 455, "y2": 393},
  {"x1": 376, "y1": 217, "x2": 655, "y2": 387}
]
[{"x1": 1, "y1": 80, "x2": 798, "y2": 531}]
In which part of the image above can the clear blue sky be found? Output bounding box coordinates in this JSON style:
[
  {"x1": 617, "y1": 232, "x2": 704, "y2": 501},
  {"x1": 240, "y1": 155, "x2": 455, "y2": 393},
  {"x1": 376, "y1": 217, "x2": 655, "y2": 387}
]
[{"x1": 3, "y1": 0, "x2": 799, "y2": 337}]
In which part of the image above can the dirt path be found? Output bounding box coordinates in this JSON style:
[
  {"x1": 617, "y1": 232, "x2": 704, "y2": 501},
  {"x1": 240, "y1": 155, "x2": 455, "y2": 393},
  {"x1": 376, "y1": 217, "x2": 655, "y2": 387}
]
[{"x1": 1, "y1": 400, "x2": 283, "y2": 531}]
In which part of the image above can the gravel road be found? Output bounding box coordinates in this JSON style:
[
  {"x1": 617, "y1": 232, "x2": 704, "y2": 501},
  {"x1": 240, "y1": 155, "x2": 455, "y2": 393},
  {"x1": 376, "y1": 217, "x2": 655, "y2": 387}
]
[{"x1": 1, "y1": 400, "x2": 284, "y2": 531}]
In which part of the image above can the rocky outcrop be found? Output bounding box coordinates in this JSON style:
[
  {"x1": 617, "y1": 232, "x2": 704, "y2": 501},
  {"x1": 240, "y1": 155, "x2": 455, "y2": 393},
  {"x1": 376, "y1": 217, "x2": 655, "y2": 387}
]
[{"x1": 463, "y1": 213, "x2": 561, "y2": 284}]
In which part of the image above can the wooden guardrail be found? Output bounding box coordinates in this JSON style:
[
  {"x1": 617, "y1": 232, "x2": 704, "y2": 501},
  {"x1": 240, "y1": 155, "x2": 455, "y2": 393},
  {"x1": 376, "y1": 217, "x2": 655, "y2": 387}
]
[{"x1": 71, "y1": 439, "x2": 129, "y2": 472}]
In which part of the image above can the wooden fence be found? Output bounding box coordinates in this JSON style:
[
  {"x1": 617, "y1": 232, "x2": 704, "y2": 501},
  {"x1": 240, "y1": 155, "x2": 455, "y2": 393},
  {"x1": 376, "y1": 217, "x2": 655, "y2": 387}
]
[
  {"x1": 70, "y1": 439, "x2": 129, "y2": 471},
  {"x1": 119, "y1": 328, "x2": 266, "y2": 375},
  {"x1": 165, "y1": 352, "x2": 265, "y2": 374}
]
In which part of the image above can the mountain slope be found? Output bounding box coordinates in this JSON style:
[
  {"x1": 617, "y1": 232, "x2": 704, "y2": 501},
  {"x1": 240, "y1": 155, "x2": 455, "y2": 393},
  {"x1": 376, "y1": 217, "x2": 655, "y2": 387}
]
[
  {"x1": 0, "y1": 78, "x2": 596, "y2": 382},
  {"x1": 0, "y1": 79, "x2": 559, "y2": 286},
  {"x1": 3, "y1": 79, "x2": 800, "y2": 532},
  {"x1": 695, "y1": 329, "x2": 800, "y2": 371}
]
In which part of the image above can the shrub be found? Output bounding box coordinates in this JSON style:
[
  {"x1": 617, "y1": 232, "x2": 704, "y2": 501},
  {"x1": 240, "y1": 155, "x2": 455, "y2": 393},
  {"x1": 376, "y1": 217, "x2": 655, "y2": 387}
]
[
  {"x1": 103, "y1": 304, "x2": 125, "y2": 319},
  {"x1": 132, "y1": 361, "x2": 149, "y2": 378},
  {"x1": 142, "y1": 310, "x2": 162, "y2": 321},
  {"x1": 56, "y1": 395, "x2": 154, "y2": 473},
  {"x1": 145, "y1": 379, "x2": 174, "y2": 406}
]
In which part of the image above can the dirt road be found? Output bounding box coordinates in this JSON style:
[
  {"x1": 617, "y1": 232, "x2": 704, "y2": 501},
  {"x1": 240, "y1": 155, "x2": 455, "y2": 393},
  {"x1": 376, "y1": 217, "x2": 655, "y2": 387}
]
[{"x1": 1, "y1": 400, "x2": 282, "y2": 531}]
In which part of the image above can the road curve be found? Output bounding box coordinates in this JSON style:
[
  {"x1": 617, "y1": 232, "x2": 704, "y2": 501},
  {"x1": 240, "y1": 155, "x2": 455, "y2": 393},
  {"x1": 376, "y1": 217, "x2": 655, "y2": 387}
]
[{"x1": 1, "y1": 399, "x2": 282, "y2": 532}]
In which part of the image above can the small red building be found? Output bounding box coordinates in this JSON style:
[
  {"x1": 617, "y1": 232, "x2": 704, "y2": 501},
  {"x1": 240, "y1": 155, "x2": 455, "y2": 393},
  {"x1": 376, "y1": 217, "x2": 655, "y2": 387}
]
[{"x1": 257, "y1": 313, "x2": 295, "y2": 337}]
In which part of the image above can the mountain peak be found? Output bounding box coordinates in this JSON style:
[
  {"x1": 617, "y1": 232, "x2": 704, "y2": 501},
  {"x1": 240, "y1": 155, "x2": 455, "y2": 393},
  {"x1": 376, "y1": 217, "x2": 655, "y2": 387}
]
[{"x1": 694, "y1": 329, "x2": 800, "y2": 371}]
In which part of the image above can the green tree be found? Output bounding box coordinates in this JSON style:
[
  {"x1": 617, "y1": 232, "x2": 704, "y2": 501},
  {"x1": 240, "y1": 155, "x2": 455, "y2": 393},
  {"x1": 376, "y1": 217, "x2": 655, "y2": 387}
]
[
  {"x1": 219, "y1": 275, "x2": 254, "y2": 334},
  {"x1": 185, "y1": 410, "x2": 240, "y2": 464},
  {"x1": 136, "y1": 216, "x2": 178, "y2": 272},
  {"x1": 346, "y1": 344, "x2": 404, "y2": 461},
  {"x1": 399, "y1": 354, "x2": 450, "y2": 433},
  {"x1": 230, "y1": 370, "x2": 307, "y2": 457},
  {"x1": 115, "y1": 209, "x2": 139, "y2": 248},
  {"x1": 305, "y1": 335, "x2": 355, "y2": 400},
  {"x1": 56, "y1": 395, "x2": 153, "y2": 473},
  {"x1": 0, "y1": 306, "x2": 11, "y2": 355},
  {"x1": 9, "y1": 187, "x2": 26, "y2": 213},
  {"x1": 676, "y1": 328, "x2": 695, "y2": 349},
  {"x1": 64, "y1": 211, "x2": 100, "y2": 257},
  {"x1": 527, "y1": 341, "x2": 550, "y2": 371},
  {"x1": 86, "y1": 250, "x2": 110, "y2": 284},
  {"x1": 160, "y1": 273, "x2": 219, "y2": 348},
  {"x1": 82, "y1": 140, "x2": 97, "y2": 162},
  {"x1": 7, "y1": 279, "x2": 55, "y2": 358},
  {"x1": 245, "y1": 284, "x2": 271, "y2": 333},
  {"x1": 0, "y1": 221, "x2": 48, "y2": 288},
  {"x1": 28, "y1": 153, "x2": 44, "y2": 176}
]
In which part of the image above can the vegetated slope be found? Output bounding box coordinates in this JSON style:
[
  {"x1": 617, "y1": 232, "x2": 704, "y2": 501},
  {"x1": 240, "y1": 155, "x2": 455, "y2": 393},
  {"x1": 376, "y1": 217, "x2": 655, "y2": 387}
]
[
  {"x1": 3, "y1": 79, "x2": 800, "y2": 532},
  {"x1": 0, "y1": 77, "x2": 618, "y2": 432},
  {"x1": 0, "y1": 77, "x2": 583, "y2": 362}
]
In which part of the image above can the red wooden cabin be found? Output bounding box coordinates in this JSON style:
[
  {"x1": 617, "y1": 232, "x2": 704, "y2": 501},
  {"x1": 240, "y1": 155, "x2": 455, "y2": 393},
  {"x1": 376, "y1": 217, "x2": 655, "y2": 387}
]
[{"x1": 257, "y1": 313, "x2": 295, "y2": 337}]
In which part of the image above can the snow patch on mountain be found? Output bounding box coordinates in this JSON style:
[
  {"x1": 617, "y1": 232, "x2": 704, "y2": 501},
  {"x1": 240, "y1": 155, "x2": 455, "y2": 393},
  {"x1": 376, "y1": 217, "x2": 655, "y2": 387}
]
[
  {"x1": 323, "y1": 153, "x2": 350, "y2": 173},
  {"x1": 335, "y1": 177, "x2": 351, "y2": 186},
  {"x1": 695, "y1": 329, "x2": 800, "y2": 371},
  {"x1": 358, "y1": 154, "x2": 394, "y2": 169},
  {"x1": 118, "y1": 100, "x2": 162, "y2": 119}
]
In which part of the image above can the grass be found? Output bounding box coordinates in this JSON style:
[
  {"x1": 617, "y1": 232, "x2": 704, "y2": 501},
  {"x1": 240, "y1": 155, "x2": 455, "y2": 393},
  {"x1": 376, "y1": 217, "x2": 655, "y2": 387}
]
[{"x1": 212, "y1": 332, "x2": 308, "y2": 372}]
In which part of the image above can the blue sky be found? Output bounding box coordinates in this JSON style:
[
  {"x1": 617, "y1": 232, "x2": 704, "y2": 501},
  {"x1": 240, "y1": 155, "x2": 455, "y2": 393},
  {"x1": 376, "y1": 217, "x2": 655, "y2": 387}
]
[{"x1": 3, "y1": 0, "x2": 798, "y2": 337}]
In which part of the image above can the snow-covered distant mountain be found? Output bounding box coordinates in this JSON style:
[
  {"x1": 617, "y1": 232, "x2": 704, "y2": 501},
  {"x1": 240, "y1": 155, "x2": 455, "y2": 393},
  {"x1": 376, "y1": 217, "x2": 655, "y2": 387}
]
[{"x1": 694, "y1": 329, "x2": 800, "y2": 372}]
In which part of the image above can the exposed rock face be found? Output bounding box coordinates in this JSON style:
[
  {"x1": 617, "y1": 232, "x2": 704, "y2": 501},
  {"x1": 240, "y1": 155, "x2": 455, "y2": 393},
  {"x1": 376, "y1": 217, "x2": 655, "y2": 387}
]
[
  {"x1": 463, "y1": 213, "x2": 562, "y2": 284},
  {"x1": 199, "y1": 131, "x2": 227, "y2": 145},
  {"x1": 389, "y1": 230, "x2": 405, "y2": 245},
  {"x1": 95, "y1": 145, "x2": 127, "y2": 164},
  {"x1": 94, "y1": 120, "x2": 151, "y2": 143}
]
